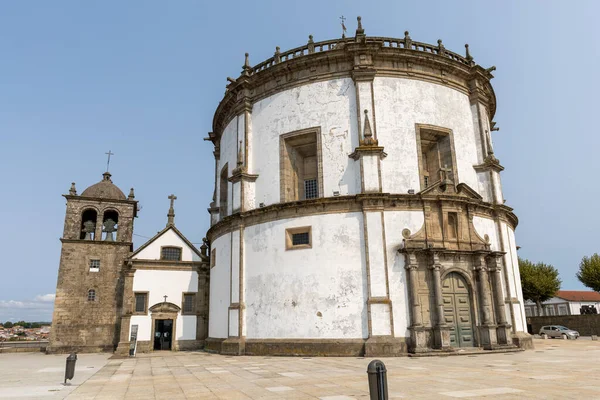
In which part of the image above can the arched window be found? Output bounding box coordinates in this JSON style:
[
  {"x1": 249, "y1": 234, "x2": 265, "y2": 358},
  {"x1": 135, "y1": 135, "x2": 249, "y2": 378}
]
[
  {"x1": 102, "y1": 210, "x2": 119, "y2": 241},
  {"x1": 80, "y1": 209, "x2": 98, "y2": 240},
  {"x1": 219, "y1": 164, "x2": 228, "y2": 218},
  {"x1": 87, "y1": 289, "x2": 96, "y2": 302}
]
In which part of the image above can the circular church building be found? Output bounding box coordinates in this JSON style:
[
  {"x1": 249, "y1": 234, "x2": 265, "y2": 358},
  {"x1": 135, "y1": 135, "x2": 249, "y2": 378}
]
[{"x1": 205, "y1": 18, "x2": 531, "y2": 356}]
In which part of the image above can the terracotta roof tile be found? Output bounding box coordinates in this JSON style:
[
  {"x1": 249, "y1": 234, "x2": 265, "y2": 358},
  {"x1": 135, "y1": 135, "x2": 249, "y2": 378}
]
[{"x1": 556, "y1": 290, "x2": 600, "y2": 302}]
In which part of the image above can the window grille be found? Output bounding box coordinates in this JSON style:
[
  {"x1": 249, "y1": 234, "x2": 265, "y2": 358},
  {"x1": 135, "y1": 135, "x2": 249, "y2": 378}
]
[
  {"x1": 304, "y1": 179, "x2": 318, "y2": 199},
  {"x1": 87, "y1": 289, "x2": 96, "y2": 302},
  {"x1": 292, "y1": 232, "x2": 310, "y2": 246},
  {"x1": 89, "y1": 259, "x2": 100, "y2": 271},
  {"x1": 135, "y1": 293, "x2": 147, "y2": 313},
  {"x1": 161, "y1": 247, "x2": 182, "y2": 261},
  {"x1": 183, "y1": 294, "x2": 195, "y2": 314}
]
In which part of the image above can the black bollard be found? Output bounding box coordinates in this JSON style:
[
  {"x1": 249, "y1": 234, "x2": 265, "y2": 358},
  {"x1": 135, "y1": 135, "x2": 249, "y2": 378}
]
[
  {"x1": 64, "y1": 353, "x2": 77, "y2": 385},
  {"x1": 367, "y1": 359, "x2": 388, "y2": 400}
]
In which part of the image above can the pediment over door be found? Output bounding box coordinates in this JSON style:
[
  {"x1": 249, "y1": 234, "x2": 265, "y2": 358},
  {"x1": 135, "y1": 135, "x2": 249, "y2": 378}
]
[{"x1": 149, "y1": 302, "x2": 181, "y2": 314}]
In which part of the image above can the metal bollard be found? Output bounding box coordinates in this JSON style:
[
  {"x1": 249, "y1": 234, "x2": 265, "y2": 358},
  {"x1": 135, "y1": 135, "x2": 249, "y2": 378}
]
[
  {"x1": 367, "y1": 359, "x2": 388, "y2": 400},
  {"x1": 64, "y1": 353, "x2": 77, "y2": 385}
]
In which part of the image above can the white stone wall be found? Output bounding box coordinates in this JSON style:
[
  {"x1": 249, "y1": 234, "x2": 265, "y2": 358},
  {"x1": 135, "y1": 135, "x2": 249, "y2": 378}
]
[
  {"x1": 208, "y1": 233, "x2": 231, "y2": 338},
  {"x1": 244, "y1": 213, "x2": 367, "y2": 339},
  {"x1": 132, "y1": 228, "x2": 201, "y2": 262},
  {"x1": 129, "y1": 269, "x2": 198, "y2": 341}
]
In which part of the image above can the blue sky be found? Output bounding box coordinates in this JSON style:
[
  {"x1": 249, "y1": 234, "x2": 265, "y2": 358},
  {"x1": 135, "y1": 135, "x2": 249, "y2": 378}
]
[{"x1": 1, "y1": 1, "x2": 599, "y2": 321}]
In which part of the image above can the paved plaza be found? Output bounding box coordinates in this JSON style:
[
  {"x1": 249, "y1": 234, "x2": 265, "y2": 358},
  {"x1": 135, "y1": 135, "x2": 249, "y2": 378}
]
[{"x1": 2, "y1": 339, "x2": 600, "y2": 399}]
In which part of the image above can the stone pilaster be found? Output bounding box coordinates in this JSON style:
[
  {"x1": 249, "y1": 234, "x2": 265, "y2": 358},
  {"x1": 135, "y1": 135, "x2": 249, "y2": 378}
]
[
  {"x1": 430, "y1": 253, "x2": 451, "y2": 349},
  {"x1": 488, "y1": 253, "x2": 511, "y2": 345},
  {"x1": 405, "y1": 252, "x2": 428, "y2": 352},
  {"x1": 475, "y1": 254, "x2": 498, "y2": 349}
]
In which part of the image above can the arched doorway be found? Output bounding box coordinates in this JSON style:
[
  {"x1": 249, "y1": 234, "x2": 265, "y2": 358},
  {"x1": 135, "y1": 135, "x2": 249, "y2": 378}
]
[{"x1": 442, "y1": 272, "x2": 475, "y2": 348}]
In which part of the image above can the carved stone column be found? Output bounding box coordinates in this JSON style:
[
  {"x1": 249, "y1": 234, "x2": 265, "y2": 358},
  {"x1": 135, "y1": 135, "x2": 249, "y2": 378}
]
[
  {"x1": 475, "y1": 254, "x2": 497, "y2": 349},
  {"x1": 430, "y1": 252, "x2": 450, "y2": 349},
  {"x1": 488, "y1": 253, "x2": 510, "y2": 345},
  {"x1": 405, "y1": 252, "x2": 428, "y2": 352}
]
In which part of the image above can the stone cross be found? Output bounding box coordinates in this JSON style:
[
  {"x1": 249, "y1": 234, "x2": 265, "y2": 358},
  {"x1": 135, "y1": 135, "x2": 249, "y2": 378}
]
[
  {"x1": 103, "y1": 218, "x2": 117, "y2": 241},
  {"x1": 163, "y1": 295, "x2": 168, "y2": 303},
  {"x1": 105, "y1": 150, "x2": 114, "y2": 172},
  {"x1": 440, "y1": 164, "x2": 453, "y2": 183},
  {"x1": 167, "y1": 194, "x2": 177, "y2": 226}
]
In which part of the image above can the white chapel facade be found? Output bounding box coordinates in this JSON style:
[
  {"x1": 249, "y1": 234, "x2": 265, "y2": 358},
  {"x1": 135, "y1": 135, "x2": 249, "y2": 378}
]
[{"x1": 204, "y1": 18, "x2": 532, "y2": 355}]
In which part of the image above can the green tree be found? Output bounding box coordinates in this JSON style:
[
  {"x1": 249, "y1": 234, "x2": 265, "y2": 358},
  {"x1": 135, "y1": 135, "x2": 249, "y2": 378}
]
[
  {"x1": 519, "y1": 258, "x2": 561, "y2": 316},
  {"x1": 577, "y1": 253, "x2": 600, "y2": 292},
  {"x1": 3, "y1": 321, "x2": 13, "y2": 328}
]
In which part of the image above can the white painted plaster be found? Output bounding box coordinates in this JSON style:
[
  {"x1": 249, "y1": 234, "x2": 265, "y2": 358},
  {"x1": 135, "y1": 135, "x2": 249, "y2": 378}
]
[
  {"x1": 217, "y1": 117, "x2": 238, "y2": 219},
  {"x1": 228, "y1": 308, "x2": 239, "y2": 337},
  {"x1": 250, "y1": 78, "x2": 359, "y2": 206},
  {"x1": 365, "y1": 212, "x2": 387, "y2": 297},
  {"x1": 362, "y1": 154, "x2": 380, "y2": 192},
  {"x1": 384, "y1": 210, "x2": 425, "y2": 337},
  {"x1": 230, "y1": 230, "x2": 240, "y2": 304},
  {"x1": 129, "y1": 269, "x2": 198, "y2": 341},
  {"x1": 242, "y1": 212, "x2": 367, "y2": 339},
  {"x1": 373, "y1": 77, "x2": 481, "y2": 196},
  {"x1": 472, "y1": 216, "x2": 499, "y2": 252},
  {"x1": 208, "y1": 233, "x2": 231, "y2": 338},
  {"x1": 232, "y1": 181, "x2": 241, "y2": 213},
  {"x1": 370, "y1": 303, "x2": 392, "y2": 335},
  {"x1": 357, "y1": 81, "x2": 374, "y2": 135},
  {"x1": 476, "y1": 172, "x2": 493, "y2": 203},
  {"x1": 133, "y1": 228, "x2": 201, "y2": 262}
]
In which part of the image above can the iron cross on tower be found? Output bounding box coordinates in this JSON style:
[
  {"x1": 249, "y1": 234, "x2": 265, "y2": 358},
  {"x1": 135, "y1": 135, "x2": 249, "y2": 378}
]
[
  {"x1": 340, "y1": 15, "x2": 347, "y2": 38},
  {"x1": 105, "y1": 150, "x2": 114, "y2": 172},
  {"x1": 163, "y1": 295, "x2": 168, "y2": 303}
]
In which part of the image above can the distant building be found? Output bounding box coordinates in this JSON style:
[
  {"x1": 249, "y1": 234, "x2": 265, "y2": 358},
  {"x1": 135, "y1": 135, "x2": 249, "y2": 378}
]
[{"x1": 524, "y1": 291, "x2": 600, "y2": 316}]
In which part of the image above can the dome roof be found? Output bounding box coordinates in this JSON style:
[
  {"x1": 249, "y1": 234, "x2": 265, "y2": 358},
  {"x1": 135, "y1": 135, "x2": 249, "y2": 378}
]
[{"x1": 81, "y1": 172, "x2": 126, "y2": 200}]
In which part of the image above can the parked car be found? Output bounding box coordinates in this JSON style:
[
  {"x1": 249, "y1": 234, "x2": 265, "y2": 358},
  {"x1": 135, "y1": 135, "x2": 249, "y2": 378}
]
[{"x1": 539, "y1": 325, "x2": 579, "y2": 340}]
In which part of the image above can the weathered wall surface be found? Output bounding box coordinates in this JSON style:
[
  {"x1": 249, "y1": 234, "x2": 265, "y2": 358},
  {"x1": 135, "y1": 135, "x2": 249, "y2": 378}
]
[
  {"x1": 250, "y1": 78, "x2": 360, "y2": 207},
  {"x1": 244, "y1": 212, "x2": 367, "y2": 339},
  {"x1": 384, "y1": 210, "x2": 425, "y2": 337},
  {"x1": 374, "y1": 77, "x2": 481, "y2": 196},
  {"x1": 132, "y1": 229, "x2": 201, "y2": 262},
  {"x1": 528, "y1": 315, "x2": 600, "y2": 336},
  {"x1": 208, "y1": 233, "x2": 231, "y2": 338},
  {"x1": 129, "y1": 269, "x2": 198, "y2": 341}
]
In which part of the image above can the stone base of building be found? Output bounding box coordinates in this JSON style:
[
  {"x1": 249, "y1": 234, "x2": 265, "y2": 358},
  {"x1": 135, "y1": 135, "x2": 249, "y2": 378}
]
[
  {"x1": 364, "y1": 337, "x2": 408, "y2": 357},
  {"x1": 46, "y1": 344, "x2": 115, "y2": 354},
  {"x1": 512, "y1": 332, "x2": 534, "y2": 350}
]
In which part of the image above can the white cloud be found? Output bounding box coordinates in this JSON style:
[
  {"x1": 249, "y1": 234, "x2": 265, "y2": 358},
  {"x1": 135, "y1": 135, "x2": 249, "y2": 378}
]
[
  {"x1": 34, "y1": 294, "x2": 55, "y2": 302},
  {"x1": 0, "y1": 294, "x2": 56, "y2": 321}
]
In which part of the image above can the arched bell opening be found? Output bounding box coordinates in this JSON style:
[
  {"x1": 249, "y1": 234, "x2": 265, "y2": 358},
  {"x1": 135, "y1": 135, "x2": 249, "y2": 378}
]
[
  {"x1": 80, "y1": 209, "x2": 98, "y2": 240},
  {"x1": 102, "y1": 210, "x2": 119, "y2": 241}
]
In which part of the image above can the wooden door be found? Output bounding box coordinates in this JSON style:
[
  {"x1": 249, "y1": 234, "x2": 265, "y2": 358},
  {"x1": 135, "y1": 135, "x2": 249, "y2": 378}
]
[{"x1": 442, "y1": 272, "x2": 475, "y2": 348}]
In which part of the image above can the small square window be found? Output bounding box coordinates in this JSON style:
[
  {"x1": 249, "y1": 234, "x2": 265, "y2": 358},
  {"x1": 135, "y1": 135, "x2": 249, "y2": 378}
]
[
  {"x1": 304, "y1": 179, "x2": 318, "y2": 199},
  {"x1": 161, "y1": 247, "x2": 182, "y2": 261},
  {"x1": 89, "y1": 259, "x2": 100, "y2": 272},
  {"x1": 182, "y1": 293, "x2": 195, "y2": 314},
  {"x1": 285, "y1": 226, "x2": 312, "y2": 250},
  {"x1": 134, "y1": 293, "x2": 147, "y2": 314}
]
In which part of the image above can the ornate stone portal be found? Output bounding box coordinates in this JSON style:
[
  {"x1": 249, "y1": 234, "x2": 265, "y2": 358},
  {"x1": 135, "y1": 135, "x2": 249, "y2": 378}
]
[{"x1": 401, "y1": 180, "x2": 513, "y2": 352}]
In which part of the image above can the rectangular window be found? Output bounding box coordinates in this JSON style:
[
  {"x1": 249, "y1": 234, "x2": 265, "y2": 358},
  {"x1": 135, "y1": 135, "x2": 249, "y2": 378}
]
[
  {"x1": 89, "y1": 259, "x2": 100, "y2": 272},
  {"x1": 416, "y1": 125, "x2": 456, "y2": 191},
  {"x1": 210, "y1": 248, "x2": 216, "y2": 269},
  {"x1": 525, "y1": 307, "x2": 532, "y2": 317},
  {"x1": 545, "y1": 305, "x2": 555, "y2": 316},
  {"x1": 558, "y1": 304, "x2": 568, "y2": 316},
  {"x1": 280, "y1": 128, "x2": 323, "y2": 202},
  {"x1": 285, "y1": 226, "x2": 312, "y2": 250},
  {"x1": 134, "y1": 293, "x2": 147, "y2": 314},
  {"x1": 182, "y1": 293, "x2": 195, "y2": 314},
  {"x1": 161, "y1": 247, "x2": 182, "y2": 261}
]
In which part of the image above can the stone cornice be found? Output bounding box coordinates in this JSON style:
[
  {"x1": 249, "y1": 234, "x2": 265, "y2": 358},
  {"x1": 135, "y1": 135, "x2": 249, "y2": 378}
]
[
  {"x1": 349, "y1": 146, "x2": 387, "y2": 160},
  {"x1": 60, "y1": 238, "x2": 133, "y2": 247},
  {"x1": 210, "y1": 35, "x2": 496, "y2": 145},
  {"x1": 63, "y1": 195, "x2": 138, "y2": 206},
  {"x1": 207, "y1": 193, "x2": 518, "y2": 241}
]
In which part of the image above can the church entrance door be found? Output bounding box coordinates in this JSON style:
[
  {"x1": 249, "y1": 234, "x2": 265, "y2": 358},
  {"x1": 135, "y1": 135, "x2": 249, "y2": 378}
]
[
  {"x1": 442, "y1": 272, "x2": 474, "y2": 348},
  {"x1": 153, "y1": 319, "x2": 173, "y2": 350}
]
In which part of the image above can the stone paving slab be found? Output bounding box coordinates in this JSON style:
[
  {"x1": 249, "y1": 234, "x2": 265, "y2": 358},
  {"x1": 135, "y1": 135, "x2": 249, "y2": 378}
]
[{"x1": 2, "y1": 339, "x2": 600, "y2": 399}]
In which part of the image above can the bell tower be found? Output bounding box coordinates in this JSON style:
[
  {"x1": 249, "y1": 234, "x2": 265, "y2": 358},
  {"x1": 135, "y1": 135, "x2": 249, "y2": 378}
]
[{"x1": 48, "y1": 172, "x2": 137, "y2": 353}]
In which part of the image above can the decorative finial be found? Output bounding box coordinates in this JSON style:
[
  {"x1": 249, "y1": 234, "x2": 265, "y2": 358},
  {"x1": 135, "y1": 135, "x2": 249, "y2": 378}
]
[
  {"x1": 200, "y1": 237, "x2": 209, "y2": 258},
  {"x1": 340, "y1": 15, "x2": 347, "y2": 38},
  {"x1": 308, "y1": 35, "x2": 314, "y2": 43},
  {"x1": 102, "y1": 171, "x2": 112, "y2": 182},
  {"x1": 237, "y1": 140, "x2": 244, "y2": 167},
  {"x1": 69, "y1": 182, "x2": 77, "y2": 196},
  {"x1": 437, "y1": 39, "x2": 446, "y2": 56},
  {"x1": 465, "y1": 44, "x2": 473, "y2": 62},
  {"x1": 128, "y1": 188, "x2": 135, "y2": 200},
  {"x1": 242, "y1": 53, "x2": 252, "y2": 75},
  {"x1": 274, "y1": 46, "x2": 281, "y2": 63},
  {"x1": 404, "y1": 31, "x2": 412, "y2": 48},
  {"x1": 356, "y1": 16, "x2": 364, "y2": 35},
  {"x1": 167, "y1": 194, "x2": 177, "y2": 227},
  {"x1": 308, "y1": 35, "x2": 315, "y2": 54},
  {"x1": 361, "y1": 109, "x2": 377, "y2": 146}
]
